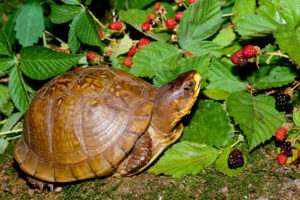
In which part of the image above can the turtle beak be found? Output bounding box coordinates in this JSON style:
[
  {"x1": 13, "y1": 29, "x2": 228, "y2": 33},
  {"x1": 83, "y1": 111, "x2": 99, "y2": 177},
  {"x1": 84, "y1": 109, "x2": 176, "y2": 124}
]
[{"x1": 193, "y1": 72, "x2": 201, "y2": 98}]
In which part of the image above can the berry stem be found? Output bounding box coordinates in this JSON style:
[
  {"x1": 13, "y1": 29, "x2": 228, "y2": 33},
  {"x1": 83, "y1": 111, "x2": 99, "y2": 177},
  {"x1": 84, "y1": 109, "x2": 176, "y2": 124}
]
[
  {"x1": 0, "y1": 78, "x2": 9, "y2": 83},
  {"x1": 291, "y1": 82, "x2": 300, "y2": 90},
  {"x1": 230, "y1": 137, "x2": 242, "y2": 148},
  {"x1": 42, "y1": 32, "x2": 47, "y2": 47},
  {"x1": 0, "y1": 119, "x2": 7, "y2": 125},
  {"x1": 182, "y1": 2, "x2": 188, "y2": 9},
  {"x1": 265, "y1": 51, "x2": 289, "y2": 63},
  {"x1": 0, "y1": 129, "x2": 23, "y2": 136}
]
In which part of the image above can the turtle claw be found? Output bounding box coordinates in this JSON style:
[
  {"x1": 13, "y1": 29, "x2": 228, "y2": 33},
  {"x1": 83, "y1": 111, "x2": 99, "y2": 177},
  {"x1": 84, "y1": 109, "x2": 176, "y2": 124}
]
[{"x1": 26, "y1": 177, "x2": 55, "y2": 193}]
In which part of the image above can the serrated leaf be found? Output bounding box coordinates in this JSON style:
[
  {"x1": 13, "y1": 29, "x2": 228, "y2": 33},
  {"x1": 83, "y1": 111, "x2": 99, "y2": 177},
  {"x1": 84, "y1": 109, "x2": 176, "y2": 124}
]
[
  {"x1": 247, "y1": 66, "x2": 297, "y2": 90},
  {"x1": 0, "y1": 139, "x2": 9, "y2": 155},
  {"x1": 3, "y1": 9, "x2": 20, "y2": 46},
  {"x1": 8, "y1": 65, "x2": 30, "y2": 113},
  {"x1": 293, "y1": 107, "x2": 300, "y2": 127},
  {"x1": 212, "y1": 28, "x2": 236, "y2": 48},
  {"x1": 184, "y1": 41, "x2": 222, "y2": 58},
  {"x1": 50, "y1": 5, "x2": 83, "y2": 24},
  {"x1": 0, "y1": 57, "x2": 16, "y2": 71},
  {"x1": 111, "y1": 34, "x2": 132, "y2": 58},
  {"x1": 182, "y1": 100, "x2": 234, "y2": 147},
  {"x1": 227, "y1": 92, "x2": 285, "y2": 150},
  {"x1": 111, "y1": 57, "x2": 130, "y2": 72},
  {"x1": 68, "y1": 15, "x2": 81, "y2": 53},
  {"x1": 130, "y1": 42, "x2": 181, "y2": 78},
  {"x1": 206, "y1": 57, "x2": 247, "y2": 100},
  {"x1": 274, "y1": 25, "x2": 300, "y2": 67},
  {"x1": 149, "y1": 141, "x2": 219, "y2": 178},
  {"x1": 215, "y1": 147, "x2": 246, "y2": 177},
  {"x1": 153, "y1": 55, "x2": 210, "y2": 87},
  {"x1": 15, "y1": 0, "x2": 44, "y2": 47},
  {"x1": 61, "y1": 0, "x2": 81, "y2": 5},
  {"x1": 125, "y1": 0, "x2": 154, "y2": 9},
  {"x1": 232, "y1": 0, "x2": 256, "y2": 24},
  {"x1": 0, "y1": 84, "x2": 14, "y2": 117},
  {"x1": 178, "y1": 0, "x2": 222, "y2": 51},
  {"x1": 119, "y1": 9, "x2": 170, "y2": 42},
  {"x1": 75, "y1": 11, "x2": 102, "y2": 47},
  {"x1": 280, "y1": 0, "x2": 300, "y2": 26},
  {"x1": 0, "y1": 29, "x2": 12, "y2": 56},
  {"x1": 1, "y1": 112, "x2": 23, "y2": 132},
  {"x1": 20, "y1": 46, "x2": 82, "y2": 80},
  {"x1": 203, "y1": 89, "x2": 231, "y2": 100}
]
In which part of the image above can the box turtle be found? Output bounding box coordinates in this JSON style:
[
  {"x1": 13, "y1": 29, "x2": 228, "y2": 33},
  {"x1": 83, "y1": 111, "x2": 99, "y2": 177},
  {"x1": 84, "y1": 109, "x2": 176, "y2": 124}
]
[{"x1": 14, "y1": 66, "x2": 201, "y2": 184}]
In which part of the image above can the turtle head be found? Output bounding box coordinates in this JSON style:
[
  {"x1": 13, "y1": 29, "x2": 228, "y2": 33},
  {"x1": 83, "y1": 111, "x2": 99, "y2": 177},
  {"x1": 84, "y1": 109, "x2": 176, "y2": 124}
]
[{"x1": 152, "y1": 70, "x2": 201, "y2": 133}]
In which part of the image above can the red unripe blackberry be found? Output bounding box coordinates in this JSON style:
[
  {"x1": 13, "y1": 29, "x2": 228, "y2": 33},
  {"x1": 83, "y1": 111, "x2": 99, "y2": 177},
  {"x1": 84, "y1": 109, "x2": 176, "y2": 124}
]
[
  {"x1": 123, "y1": 57, "x2": 133, "y2": 67},
  {"x1": 75, "y1": 67, "x2": 82, "y2": 70},
  {"x1": 154, "y1": 3, "x2": 161, "y2": 11},
  {"x1": 86, "y1": 52, "x2": 96, "y2": 61},
  {"x1": 166, "y1": 18, "x2": 177, "y2": 29},
  {"x1": 228, "y1": 149, "x2": 244, "y2": 169},
  {"x1": 110, "y1": 21, "x2": 123, "y2": 31},
  {"x1": 298, "y1": 149, "x2": 300, "y2": 159},
  {"x1": 231, "y1": 50, "x2": 243, "y2": 64},
  {"x1": 277, "y1": 154, "x2": 287, "y2": 165},
  {"x1": 149, "y1": 12, "x2": 157, "y2": 20},
  {"x1": 138, "y1": 38, "x2": 151, "y2": 50},
  {"x1": 175, "y1": 0, "x2": 185, "y2": 4},
  {"x1": 242, "y1": 45, "x2": 257, "y2": 58},
  {"x1": 128, "y1": 46, "x2": 137, "y2": 57},
  {"x1": 175, "y1": 11, "x2": 184, "y2": 21},
  {"x1": 142, "y1": 22, "x2": 151, "y2": 31},
  {"x1": 275, "y1": 127, "x2": 287, "y2": 142},
  {"x1": 188, "y1": 0, "x2": 197, "y2": 4}
]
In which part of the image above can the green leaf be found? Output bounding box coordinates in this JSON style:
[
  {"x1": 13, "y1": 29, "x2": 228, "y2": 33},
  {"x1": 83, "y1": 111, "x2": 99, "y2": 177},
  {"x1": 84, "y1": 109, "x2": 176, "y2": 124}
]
[
  {"x1": 205, "y1": 57, "x2": 247, "y2": 100},
  {"x1": 111, "y1": 34, "x2": 132, "y2": 58},
  {"x1": 61, "y1": 0, "x2": 81, "y2": 5},
  {"x1": 119, "y1": 9, "x2": 170, "y2": 42},
  {"x1": 0, "y1": 139, "x2": 9, "y2": 155},
  {"x1": 8, "y1": 65, "x2": 30, "y2": 113},
  {"x1": 75, "y1": 11, "x2": 102, "y2": 47},
  {"x1": 0, "y1": 57, "x2": 16, "y2": 71},
  {"x1": 184, "y1": 41, "x2": 222, "y2": 58},
  {"x1": 182, "y1": 100, "x2": 234, "y2": 147},
  {"x1": 149, "y1": 141, "x2": 219, "y2": 178},
  {"x1": 153, "y1": 55, "x2": 210, "y2": 87},
  {"x1": 0, "y1": 84, "x2": 14, "y2": 117},
  {"x1": 215, "y1": 147, "x2": 246, "y2": 177},
  {"x1": 0, "y1": 29, "x2": 12, "y2": 56},
  {"x1": 20, "y1": 46, "x2": 82, "y2": 80},
  {"x1": 293, "y1": 107, "x2": 300, "y2": 127},
  {"x1": 247, "y1": 66, "x2": 297, "y2": 90},
  {"x1": 15, "y1": 0, "x2": 44, "y2": 47},
  {"x1": 3, "y1": 9, "x2": 20, "y2": 46},
  {"x1": 235, "y1": 14, "x2": 278, "y2": 36},
  {"x1": 178, "y1": 0, "x2": 222, "y2": 51},
  {"x1": 203, "y1": 89, "x2": 231, "y2": 100},
  {"x1": 125, "y1": 0, "x2": 154, "y2": 9},
  {"x1": 227, "y1": 92, "x2": 285, "y2": 150},
  {"x1": 68, "y1": 15, "x2": 81, "y2": 53},
  {"x1": 1, "y1": 112, "x2": 23, "y2": 132},
  {"x1": 111, "y1": 57, "x2": 130, "y2": 72},
  {"x1": 232, "y1": 0, "x2": 256, "y2": 24},
  {"x1": 279, "y1": 0, "x2": 300, "y2": 26},
  {"x1": 146, "y1": 2, "x2": 175, "y2": 19},
  {"x1": 212, "y1": 28, "x2": 236, "y2": 48},
  {"x1": 130, "y1": 42, "x2": 181, "y2": 78},
  {"x1": 274, "y1": 25, "x2": 300, "y2": 67},
  {"x1": 50, "y1": 5, "x2": 83, "y2": 24}
]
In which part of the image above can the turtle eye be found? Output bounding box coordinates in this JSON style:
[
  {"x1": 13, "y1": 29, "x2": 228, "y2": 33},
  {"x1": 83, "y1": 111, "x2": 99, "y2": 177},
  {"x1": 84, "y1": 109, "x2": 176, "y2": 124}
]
[{"x1": 183, "y1": 81, "x2": 195, "y2": 91}]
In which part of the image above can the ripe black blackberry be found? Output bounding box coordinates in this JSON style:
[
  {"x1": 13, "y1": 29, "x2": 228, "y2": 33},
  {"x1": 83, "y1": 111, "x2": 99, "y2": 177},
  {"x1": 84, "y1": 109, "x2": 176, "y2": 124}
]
[
  {"x1": 273, "y1": 91, "x2": 291, "y2": 111},
  {"x1": 280, "y1": 141, "x2": 293, "y2": 156},
  {"x1": 228, "y1": 149, "x2": 244, "y2": 169}
]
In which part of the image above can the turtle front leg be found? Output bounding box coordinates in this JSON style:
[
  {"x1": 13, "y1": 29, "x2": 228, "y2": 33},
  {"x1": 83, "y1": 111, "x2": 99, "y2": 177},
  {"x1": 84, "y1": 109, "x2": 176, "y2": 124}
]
[
  {"x1": 27, "y1": 176, "x2": 58, "y2": 193},
  {"x1": 115, "y1": 132, "x2": 152, "y2": 176}
]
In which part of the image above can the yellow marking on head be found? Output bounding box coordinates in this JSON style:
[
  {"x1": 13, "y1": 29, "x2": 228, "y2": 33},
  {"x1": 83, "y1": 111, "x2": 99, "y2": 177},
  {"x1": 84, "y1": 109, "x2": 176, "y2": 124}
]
[{"x1": 193, "y1": 73, "x2": 201, "y2": 98}]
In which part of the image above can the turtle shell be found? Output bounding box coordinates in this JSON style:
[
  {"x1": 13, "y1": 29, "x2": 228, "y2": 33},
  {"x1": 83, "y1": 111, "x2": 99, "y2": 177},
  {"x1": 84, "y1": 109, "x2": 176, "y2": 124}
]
[{"x1": 14, "y1": 66, "x2": 157, "y2": 182}]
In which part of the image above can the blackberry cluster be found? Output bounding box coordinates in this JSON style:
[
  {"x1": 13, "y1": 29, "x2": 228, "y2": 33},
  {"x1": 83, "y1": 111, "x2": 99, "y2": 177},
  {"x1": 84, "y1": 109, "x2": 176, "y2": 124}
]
[
  {"x1": 273, "y1": 92, "x2": 291, "y2": 111},
  {"x1": 280, "y1": 141, "x2": 293, "y2": 156},
  {"x1": 228, "y1": 149, "x2": 244, "y2": 169}
]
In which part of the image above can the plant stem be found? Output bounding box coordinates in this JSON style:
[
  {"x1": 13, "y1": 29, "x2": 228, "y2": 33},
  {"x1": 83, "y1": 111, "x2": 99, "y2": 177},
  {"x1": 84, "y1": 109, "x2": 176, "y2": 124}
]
[
  {"x1": 222, "y1": 13, "x2": 234, "y2": 17},
  {"x1": 88, "y1": 9, "x2": 105, "y2": 28},
  {"x1": 42, "y1": 32, "x2": 47, "y2": 47},
  {"x1": 292, "y1": 82, "x2": 300, "y2": 90},
  {"x1": 0, "y1": 119, "x2": 7, "y2": 125},
  {"x1": 44, "y1": 30, "x2": 66, "y2": 45},
  {"x1": 182, "y1": 3, "x2": 188, "y2": 9},
  {"x1": 230, "y1": 138, "x2": 241, "y2": 148},
  {"x1": 6, "y1": 135, "x2": 22, "y2": 141},
  {"x1": 0, "y1": 129, "x2": 23, "y2": 136},
  {"x1": 265, "y1": 51, "x2": 289, "y2": 59},
  {"x1": 17, "y1": 65, "x2": 30, "y2": 102}
]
